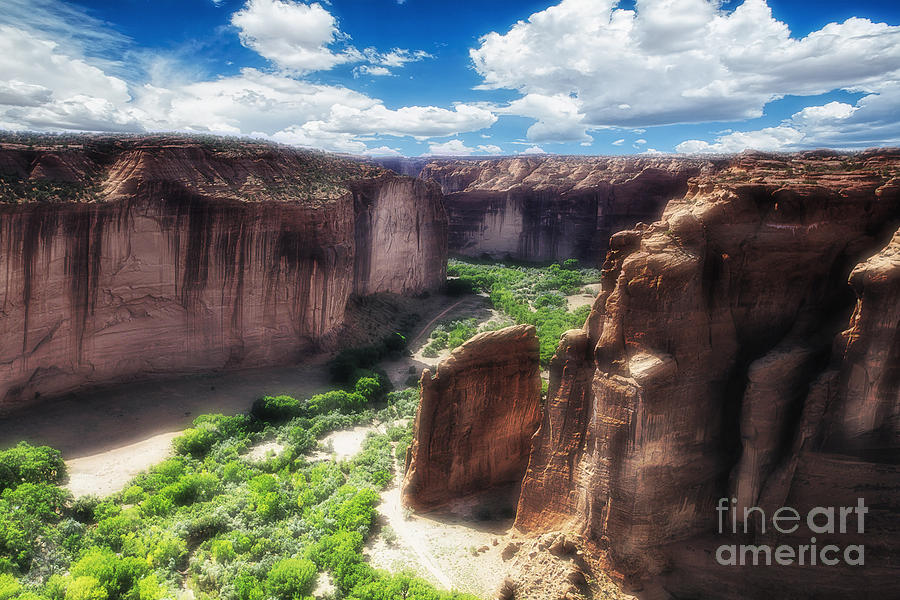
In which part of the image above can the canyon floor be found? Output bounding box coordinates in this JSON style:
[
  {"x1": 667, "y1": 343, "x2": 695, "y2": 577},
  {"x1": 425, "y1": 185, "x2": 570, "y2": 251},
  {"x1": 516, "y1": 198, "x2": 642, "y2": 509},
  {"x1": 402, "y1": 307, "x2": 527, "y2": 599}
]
[
  {"x1": 0, "y1": 286, "x2": 606, "y2": 597},
  {"x1": 0, "y1": 291, "x2": 486, "y2": 498}
]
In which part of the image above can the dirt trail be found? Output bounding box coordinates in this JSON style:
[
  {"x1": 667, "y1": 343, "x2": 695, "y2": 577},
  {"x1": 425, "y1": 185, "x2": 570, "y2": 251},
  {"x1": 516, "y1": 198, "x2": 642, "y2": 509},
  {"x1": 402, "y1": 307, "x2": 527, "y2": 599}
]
[
  {"x1": 365, "y1": 441, "x2": 512, "y2": 596},
  {"x1": 381, "y1": 451, "x2": 455, "y2": 589}
]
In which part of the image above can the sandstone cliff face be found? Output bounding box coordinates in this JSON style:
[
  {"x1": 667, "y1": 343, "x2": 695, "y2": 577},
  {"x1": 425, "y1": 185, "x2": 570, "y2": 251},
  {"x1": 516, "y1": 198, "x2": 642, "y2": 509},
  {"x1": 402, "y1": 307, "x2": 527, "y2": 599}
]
[
  {"x1": 403, "y1": 325, "x2": 542, "y2": 511},
  {"x1": 514, "y1": 150, "x2": 900, "y2": 598},
  {"x1": 420, "y1": 156, "x2": 720, "y2": 264},
  {"x1": 350, "y1": 174, "x2": 447, "y2": 296},
  {"x1": 0, "y1": 138, "x2": 447, "y2": 408}
]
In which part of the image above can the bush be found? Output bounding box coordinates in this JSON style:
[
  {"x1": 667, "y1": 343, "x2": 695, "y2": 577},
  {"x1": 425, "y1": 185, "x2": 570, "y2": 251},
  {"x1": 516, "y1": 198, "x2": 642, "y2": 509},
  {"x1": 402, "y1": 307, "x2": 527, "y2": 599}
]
[
  {"x1": 0, "y1": 443, "x2": 66, "y2": 491},
  {"x1": 63, "y1": 577, "x2": 106, "y2": 600},
  {"x1": 2, "y1": 483, "x2": 70, "y2": 523},
  {"x1": 69, "y1": 496, "x2": 99, "y2": 524},
  {"x1": 70, "y1": 547, "x2": 147, "y2": 599},
  {"x1": 251, "y1": 395, "x2": 302, "y2": 423},
  {"x1": 0, "y1": 574, "x2": 21, "y2": 600},
  {"x1": 173, "y1": 414, "x2": 252, "y2": 457},
  {"x1": 265, "y1": 558, "x2": 317, "y2": 600},
  {"x1": 233, "y1": 574, "x2": 265, "y2": 600}
]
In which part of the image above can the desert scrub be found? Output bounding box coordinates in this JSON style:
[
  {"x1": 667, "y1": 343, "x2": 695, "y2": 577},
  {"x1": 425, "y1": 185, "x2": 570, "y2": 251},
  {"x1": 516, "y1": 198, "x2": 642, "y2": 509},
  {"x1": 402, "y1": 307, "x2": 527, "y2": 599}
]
[
  {"x1": 421, "y1": 318, "x2": 479, "y2": 357},
  {"x1": 448, "y1": 258, "x2": 599, "y2": 364},
  {"x1": 0, "y1": 378, "x2": 475, "y2": 600}
]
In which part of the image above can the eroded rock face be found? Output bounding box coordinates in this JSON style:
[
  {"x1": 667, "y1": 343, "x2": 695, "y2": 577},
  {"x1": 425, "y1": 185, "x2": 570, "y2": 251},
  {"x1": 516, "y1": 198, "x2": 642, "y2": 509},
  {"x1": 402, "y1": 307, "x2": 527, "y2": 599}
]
[
  {"x1": 514, "y1": 150, "x2": 900, "y2": 598},
  {"x1": 420, "y1": 156, "x2": 720, "y2": 264},
  {"x1": 0, "y1": 138, "x2": 447, "y2": 408},
  {"x1": 402, "y1": 325, "x2": 542, "y2": 511}
]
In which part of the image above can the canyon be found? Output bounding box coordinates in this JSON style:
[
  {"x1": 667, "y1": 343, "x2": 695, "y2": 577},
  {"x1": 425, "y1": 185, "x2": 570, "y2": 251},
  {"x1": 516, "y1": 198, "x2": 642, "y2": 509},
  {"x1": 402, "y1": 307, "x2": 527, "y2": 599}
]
[
  {"x1": 407, "y1": 149, "x2": 899, "y2": 599},
  {"x1": 417, "y1": 156, "x2": 721, "y2": 264},
  {"x1": 2, "y1": 137, "x2": 899, "y2": 599},
  {"x1": 0, "y1": 137, "x2": 446, "y2": 408}
]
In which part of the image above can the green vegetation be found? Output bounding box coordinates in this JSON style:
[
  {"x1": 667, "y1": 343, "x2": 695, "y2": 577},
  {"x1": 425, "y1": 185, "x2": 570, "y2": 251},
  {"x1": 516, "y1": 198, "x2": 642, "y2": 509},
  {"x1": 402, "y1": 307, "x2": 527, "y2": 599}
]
[
  {"x1": 421, "y1": 318, "x2": 479, "y2": 358},
  {"x1": 446, "y1": 259, "x2": 600, "y2": 364},
  {"x1": 0, "y1": 377, "x2": 476, "y2": 600}
]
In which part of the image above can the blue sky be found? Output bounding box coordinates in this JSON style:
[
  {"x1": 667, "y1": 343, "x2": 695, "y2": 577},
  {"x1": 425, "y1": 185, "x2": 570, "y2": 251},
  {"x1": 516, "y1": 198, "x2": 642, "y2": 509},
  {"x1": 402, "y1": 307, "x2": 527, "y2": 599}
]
[{"x1": 0, "y1": 0, "x2": 898, "y2": 156}]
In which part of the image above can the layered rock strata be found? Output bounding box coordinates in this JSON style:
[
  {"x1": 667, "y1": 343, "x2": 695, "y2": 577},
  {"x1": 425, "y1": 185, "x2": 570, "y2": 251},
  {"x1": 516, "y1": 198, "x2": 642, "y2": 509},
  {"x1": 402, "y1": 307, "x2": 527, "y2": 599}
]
[
  {"x1": 0, "y1": 137, "x2": 447, "y2": 407},
  {"x1": 403, "y1": 324, "x2": 542, "y2": 511},
  {"x1": 420, "y1": 156, "x2": 720, "y2": 264},
  {"x1": 513, "y1": 149, "x2": 900, "y2": 598}
]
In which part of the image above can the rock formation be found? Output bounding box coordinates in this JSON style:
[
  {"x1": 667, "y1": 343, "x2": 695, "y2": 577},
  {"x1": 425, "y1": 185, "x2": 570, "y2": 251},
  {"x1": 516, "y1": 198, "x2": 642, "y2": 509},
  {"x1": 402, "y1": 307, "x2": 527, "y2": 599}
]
[
  {"x1": 419, "y1": 156, "x2": 721, "y2": 264},
  {"x1": 0, "y1": 137, "x2": 447, "y2": 408},
  {"x1": 513, "y1": 149, "x2": 900, "y2": 598},
  {"x1": 403, "y1": 325, "x2": 542, "y2": 511}
]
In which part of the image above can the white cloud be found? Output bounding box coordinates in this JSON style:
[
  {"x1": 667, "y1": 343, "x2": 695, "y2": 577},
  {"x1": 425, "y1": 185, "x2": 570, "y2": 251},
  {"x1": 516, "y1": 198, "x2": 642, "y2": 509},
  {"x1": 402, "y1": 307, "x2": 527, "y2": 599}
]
[
  {"x1": 231, "y1": 1, "x2": 432, "y2": 76},
  {"x1": 365, "y1": 48, "x2": 432, "y2": 68},
  {"x1": 231, "y1": 0, "x2": 357, "y2": 73},
  {"x1": 477, "y1": 144, "x2": 503, "y2": 154},
  {"x1": 676, "y1": 86, "x2": 900, "y2": 152},
  {"x1": 362, "y1": 146, "x2": 404, "y2": 157},
  {"x1": 0, "y1": 6, "x2": 494, "y2": 150},
  {"x1": 424, "y1": 139, "x2": 476, "y2": 156},
  {"x1": 519, "y1": 145, "x2": 547, "y2": 155},
  {"x1": 498, "y1": 93, "x2": 591, "y2": 142},
  {"x1": 354, "y1": 65, "x2": 392, "y2": 77},
  {"x1": 611, "y1": 138, "x2": 625, "y2": 146},
  {"x1": 0, "y1": 25, "x2": 142, "y2": 131},
  {"x1": 470, "y1": 0, "x2": 900, "y2": 141},
  {"x1": 633, "y1": 138, "x2": 646, "y2": 145}
]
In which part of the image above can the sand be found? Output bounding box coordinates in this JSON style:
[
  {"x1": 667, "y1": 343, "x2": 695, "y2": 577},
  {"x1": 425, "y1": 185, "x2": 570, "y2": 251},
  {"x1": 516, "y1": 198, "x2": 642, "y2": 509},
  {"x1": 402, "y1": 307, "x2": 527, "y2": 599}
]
[{"x1": 0, "y1": 361, "x2": 333, "y2": 498}]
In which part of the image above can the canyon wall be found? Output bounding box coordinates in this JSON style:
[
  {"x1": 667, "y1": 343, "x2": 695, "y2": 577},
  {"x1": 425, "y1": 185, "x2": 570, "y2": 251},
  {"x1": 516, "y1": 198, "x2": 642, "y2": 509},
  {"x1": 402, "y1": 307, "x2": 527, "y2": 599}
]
[
  {"x1": 513, "y1": 149, "x2": 900, "y2": 598},
  {"x1": 0, "y1": 138, "x2": 447, "y2": 408},
  {"x1": 403, "y1": 325, "x2": 542, "y2": 511},
  {"x1": 420, "y1": 156, "x2": 720, "y2": 264}
]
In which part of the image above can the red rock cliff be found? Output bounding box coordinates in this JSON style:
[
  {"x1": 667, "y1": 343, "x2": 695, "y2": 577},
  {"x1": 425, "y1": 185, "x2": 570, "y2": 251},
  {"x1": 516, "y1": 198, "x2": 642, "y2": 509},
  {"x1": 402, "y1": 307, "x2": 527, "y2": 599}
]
[
  {"x1": 402, "y1": 324, "x2": 542, "y2": 511},
  {"x1": 420, "y1": 156, "x2": 720, "y2": 264},
  {"x1": 514, "y1": 149, "x2": 900, "y2": 598},
  {"x1": 0, "y1": 137, "x2": 447, "y2": 408}
]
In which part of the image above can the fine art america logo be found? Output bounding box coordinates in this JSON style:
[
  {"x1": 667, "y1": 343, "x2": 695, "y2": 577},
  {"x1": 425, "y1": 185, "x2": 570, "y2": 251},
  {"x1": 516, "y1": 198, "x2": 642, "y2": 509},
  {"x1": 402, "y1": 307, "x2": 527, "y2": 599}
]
[{"x1": 715, "y1": 497, "x2": 867, "y2": 566}]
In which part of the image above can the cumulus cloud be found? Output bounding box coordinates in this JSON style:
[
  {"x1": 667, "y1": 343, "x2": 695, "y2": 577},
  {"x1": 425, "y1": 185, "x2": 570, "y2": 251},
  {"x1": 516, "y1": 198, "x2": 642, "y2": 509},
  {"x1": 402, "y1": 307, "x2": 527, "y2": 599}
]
[
  {"x1": 519, "y1": 145, "x2": 547, "y2": 155},
  {"x1": 477, "y1": 144, "x2": 503, "y2": 154},
  {"x1": 611, "y1": 138, "x2": 625, "y2": 146},
  {"x1": 231, "y1": 0, "x2": 358, "y2": 73},
  {"x1": 470, "y1": 0, "x2": 900, "y2": 142},
  {"x1": 424, "y1": 139, "x2": 475, "y2": 156},
  {"x1": 0, "y1": 1, "x2": 494, "y2": 153},
  {"x1": 362, "y1": 146, "x2": 404, "y2": 157},
  {"x1": 231, "y1": 0, "x2": 432, "y2": 76},
  {"x1": 676, "y1": 85, "x2": 900, "y2": 152},
  {"x1": 424, "y1": 139, "x2": 506, "y2": 156},
  {"x1": 0, "y1": 25, "x2": 142, "y2": 131}
]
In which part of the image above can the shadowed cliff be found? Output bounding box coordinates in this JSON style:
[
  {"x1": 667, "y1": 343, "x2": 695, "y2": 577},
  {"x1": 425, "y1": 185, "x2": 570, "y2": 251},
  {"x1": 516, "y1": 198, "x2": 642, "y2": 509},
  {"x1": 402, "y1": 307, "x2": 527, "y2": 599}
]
[{"x1": 0, "y1": 136, "x2": 447, "y2": 408}]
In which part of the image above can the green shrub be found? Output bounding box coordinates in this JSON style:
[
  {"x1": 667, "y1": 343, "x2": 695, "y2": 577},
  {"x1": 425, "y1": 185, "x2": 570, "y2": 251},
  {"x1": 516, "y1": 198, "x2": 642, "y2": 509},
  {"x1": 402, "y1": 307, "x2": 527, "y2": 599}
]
[
  {"x1": 69, "y1": 496, "x2": 99, "y2": 524},
  {"x1": 265, "y1": 558, "x2": 317, "y2": 600},
  {"x1": 63, "y1": 577, "x2": 106, "y2": 600},
  {"x1": 0, "y1": 443, "x2": 66, "y2": 491},
  {"x1": 353, "y1": 377, "x2": 382, "y2": 403},
  {"x1": 70, "y1": 547, "x2": 147, "y2": 599},
  {"x1": 2, "y1": 483, "x2": 70, "y2": 523},
  {"x1": 135, "y1": 575, "x2": 166, "y2": 600},
  {"x1": 233, "y1": 574, "x2": 265, "y2": 600},
  {"x1": 0, "y1": 574, "x2": 21, "y2": 600},
  {"x1": 119, "y1": 486, "x2": 145, "y2": 506},
  {"x1": 251, "y1": 395, "x2": 302, "y2": 423}
]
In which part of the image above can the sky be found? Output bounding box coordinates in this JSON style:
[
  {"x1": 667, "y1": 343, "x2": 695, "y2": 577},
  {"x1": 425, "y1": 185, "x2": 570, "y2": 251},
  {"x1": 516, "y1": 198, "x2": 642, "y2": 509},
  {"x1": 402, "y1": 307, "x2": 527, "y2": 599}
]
[{"x1": 0, "y1": 0, "x2": 898, "y2": 156}]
